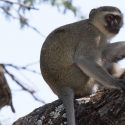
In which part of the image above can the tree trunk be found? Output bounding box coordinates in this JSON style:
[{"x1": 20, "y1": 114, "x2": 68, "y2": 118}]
[{"x1": 13, "y1": 88, "x2": 125, "y2": 125}]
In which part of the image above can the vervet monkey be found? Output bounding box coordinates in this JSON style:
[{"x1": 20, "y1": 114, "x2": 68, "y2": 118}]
[
  {"x1": 40, "y1": 6, "x2": 125, "y2": 125},
  {"x1": 0, "y1": 64, "x2": 15, "y2": 113}
]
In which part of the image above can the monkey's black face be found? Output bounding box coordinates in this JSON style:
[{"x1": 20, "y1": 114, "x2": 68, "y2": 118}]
[{"x1": 105, "y1": 14, "x2": 121, "y2": 34}]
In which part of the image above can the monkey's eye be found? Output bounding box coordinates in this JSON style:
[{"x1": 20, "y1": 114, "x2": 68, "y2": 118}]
[
  {"x1": 115, "y1": 16, "x2": 121, "y2": 21},
  {"x1": 106, "y1": 15, "x2": 114, "y2": 21}
]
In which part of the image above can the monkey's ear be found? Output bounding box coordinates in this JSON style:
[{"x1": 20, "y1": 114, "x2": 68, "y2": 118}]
[{"x1": 89, "y1": 9, "x2": 97, "y2": 19}]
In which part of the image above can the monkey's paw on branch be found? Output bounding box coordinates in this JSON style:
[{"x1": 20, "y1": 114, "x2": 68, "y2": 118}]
[{"x1": 13, "y1": 88, "x2": 125, "y2": 125}]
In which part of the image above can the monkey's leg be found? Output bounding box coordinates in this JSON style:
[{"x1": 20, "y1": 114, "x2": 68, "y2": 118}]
[
  {"x1": 108, "y1": 63, "x2": 125, "y2": 78},
  {"x1": 57, "y1": 87, "x2": 75, "y2": 125},
  {"x1": 90, "y1": 42, "x2": 125, "y2": 92},
  {"x1": 102, "y1": 41, "x2": 125, "y2": 77},
  {"x1": 102, "y1": 41, "x2": 125, "y2": 63}
]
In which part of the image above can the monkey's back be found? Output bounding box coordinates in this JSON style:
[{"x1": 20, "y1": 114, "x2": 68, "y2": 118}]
[{"x1": 40, "y1": 20, "x2": 101, "y2": 95}]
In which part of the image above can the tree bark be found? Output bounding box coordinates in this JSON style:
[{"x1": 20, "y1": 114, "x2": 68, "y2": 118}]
[{"x1": 13, "y1": 88, "x2": 125, "y2": 125}]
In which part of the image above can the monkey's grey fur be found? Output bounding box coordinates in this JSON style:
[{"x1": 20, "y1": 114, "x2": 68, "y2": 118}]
[
  {"x1": 90, "y1": 42, "x2": 125, "y2": 94},
  {"x1": 40, "y1": 6, "x2": 125, "y2": 125}
]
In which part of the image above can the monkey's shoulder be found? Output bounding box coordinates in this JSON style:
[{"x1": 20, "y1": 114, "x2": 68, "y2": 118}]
[
  {"x1": 50, "y1": 20, "x2": 102, "y2": 38},
  {"x1": 48, "y1": 20, "x2": 89, "y2": 35},
  {"x1": 43, "y1": 19, "x2": 106, "y2": 51}
]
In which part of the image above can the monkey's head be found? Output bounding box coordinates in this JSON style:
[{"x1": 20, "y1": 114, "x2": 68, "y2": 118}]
[{"x1": 89, "y1": 6, "x2": 123, "y2": 39}]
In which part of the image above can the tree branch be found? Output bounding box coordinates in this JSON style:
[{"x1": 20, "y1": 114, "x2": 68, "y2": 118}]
[
  {"x1": 0, "y1": 0, "x2": 39, "y2": 10},
  {"x1": 3, "y1": 63, "x2": 41, "y2": 75},
  {"x1": 0, "y1": 6, "x2": 18, "y2": 19},
  {"x1": 0, "y1": 6, "x2": 46, "y2": 37},
  {"x1": 3, "y1": 65, "x2": 45, "y2": 104},
  {"x1": 12, "y1": 88, "x2": 125, "y2": 125}
]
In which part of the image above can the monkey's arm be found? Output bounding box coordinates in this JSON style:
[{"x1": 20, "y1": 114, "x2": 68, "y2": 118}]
[
  {"x1": 74, "y1": 42, "x2": 123, "y2": 89},
  {"x1": 75, "y1": 57, "x2": 116, "y2": 87},
  {"x1": 102, "y1": 41, "x2": 125, "y2": 63}
]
